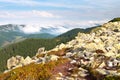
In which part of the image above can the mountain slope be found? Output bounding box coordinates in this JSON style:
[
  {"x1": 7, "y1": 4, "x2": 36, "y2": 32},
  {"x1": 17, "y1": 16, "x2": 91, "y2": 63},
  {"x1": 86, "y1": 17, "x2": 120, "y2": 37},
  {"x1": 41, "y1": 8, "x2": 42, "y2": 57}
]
[
  {"x1": 0, "y1": 26, "x2": 99, "y2": 72},
  {"x1": 26, "y1": 33, "x2": 55, "y2": 39},
  {"x1": 1, "y1": 20, "x2": 120, "y2": 80},
  {"x1": 56, "y1": 26, "x2": 101, "y2": 44}
]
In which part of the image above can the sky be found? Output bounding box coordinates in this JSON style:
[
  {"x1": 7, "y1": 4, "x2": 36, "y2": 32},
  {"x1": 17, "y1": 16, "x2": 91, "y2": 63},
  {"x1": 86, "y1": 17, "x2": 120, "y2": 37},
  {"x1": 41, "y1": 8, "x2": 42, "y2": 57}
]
[{"x1": 0, "y1": 0, "x2": 120, "y2": 28}]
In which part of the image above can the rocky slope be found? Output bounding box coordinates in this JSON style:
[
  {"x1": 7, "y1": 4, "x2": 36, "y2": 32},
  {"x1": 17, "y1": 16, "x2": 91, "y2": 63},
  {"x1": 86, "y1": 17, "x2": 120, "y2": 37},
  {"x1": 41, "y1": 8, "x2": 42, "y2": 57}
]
[{"x1": 0, "y1": 21, "x2": 120, "y2": 80}]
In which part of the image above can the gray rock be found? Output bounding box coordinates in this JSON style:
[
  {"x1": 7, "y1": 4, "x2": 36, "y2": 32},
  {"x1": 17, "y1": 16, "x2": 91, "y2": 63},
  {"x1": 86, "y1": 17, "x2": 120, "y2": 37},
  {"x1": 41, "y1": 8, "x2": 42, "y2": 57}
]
[
  {"x1": 22, "y1": 56, "x2": 33, "y2": 65},
  {"x1": 7, "y1": 56, "x2": 24, "y2": 69},
  {"x1": 96, "y1": 69, "x2": 109, "y2": 75}
]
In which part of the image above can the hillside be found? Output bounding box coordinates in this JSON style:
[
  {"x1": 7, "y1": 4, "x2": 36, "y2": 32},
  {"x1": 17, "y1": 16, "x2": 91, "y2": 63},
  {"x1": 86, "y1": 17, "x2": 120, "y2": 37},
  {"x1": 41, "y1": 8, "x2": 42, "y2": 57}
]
[
  {"x1": 0, "y1": 24, "x2": 58, "y2": 47},
  {"x1": 0, "y1": 32, "x2": 55, "y2": 48},
  {"x1": 0, "y1": 26, "x2": 99, "y2": 72},
  {"x1": 0, "y1": 20, "x2": 120, "y2": 80},
  {"x1": 56, "y1": 26, "x2": 100, "y2": 42}
]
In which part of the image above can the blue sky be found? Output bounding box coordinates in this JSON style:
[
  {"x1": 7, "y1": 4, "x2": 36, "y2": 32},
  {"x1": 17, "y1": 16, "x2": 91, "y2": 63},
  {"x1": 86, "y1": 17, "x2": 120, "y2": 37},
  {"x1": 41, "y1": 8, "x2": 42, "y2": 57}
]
[{"x1": 0, "y1": 0, "x2": 119, "y2": 28}]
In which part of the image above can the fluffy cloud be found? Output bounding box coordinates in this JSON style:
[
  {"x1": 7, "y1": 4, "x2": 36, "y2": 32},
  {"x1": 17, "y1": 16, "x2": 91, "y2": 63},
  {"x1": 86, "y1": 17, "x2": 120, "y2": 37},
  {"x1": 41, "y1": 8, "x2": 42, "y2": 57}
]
[
  {"x1": 19, "y1": 24, "x2": 41, "y2": 34},
  {"x1": 32, "y1": 10, "x2": 60, "y2": 18},
  {"x1": 0, "y1": 10, "x2": 59, "y2": 18}
]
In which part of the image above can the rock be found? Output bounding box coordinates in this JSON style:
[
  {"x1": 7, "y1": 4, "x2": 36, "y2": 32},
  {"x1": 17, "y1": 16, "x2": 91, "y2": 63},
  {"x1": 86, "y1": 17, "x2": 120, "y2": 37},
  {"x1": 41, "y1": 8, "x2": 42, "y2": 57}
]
[
  {"x1": 78, "y1": 67, "x2": 88, "y2": 77},
  {"x1": 93, "y1": 38, "x2": 101, "y2": 43},
  {"x1": 107, "y1": 61, "x2": 113, "y2": 68},
  {"x1": 104, "y1": 52, "x2": 115, "y2": 57},
  {"x1": 7, "y1": 57, "x2": 17, "y2": 69},
  {"x1": 85, "y1": 43, "x2": 104, "y2": 51},
  {"x1": 113, "y1": 29, "x2": 119, "y2": 32},
  {"x1": 59, "y1": 43, "x2": 66, "y2": 49},
  {"x1": 23, "y1": 56, "x2": 33, "y2": 65},
  {"x1": 99, "y1": 62, "x2": 106, "y2": 68},
  {"x1": 16, "y1": 55, "x2": 24, "y2": 64},
  {"x1": 81, "y1": 59, "x2": 89, "y2": 66},
  {"x1": 70, "y1": 60, "x2": 77, "y2": 64},
  {"x1": 38, "y1": 47, "x2": 45, "y2": 53},
  {"x1": 71, "y1": 74, "x2": 78, "y2": 77},
  {"x1": 106, "y1": 58, "x2": 120, "y2": 68},
  {"x1": 36, "y1": 47, "x2": 45, "y2": 56},
  {"x1": 78, "y1": 71, "x2": 88, "y2": 77},
  {"x1": 13, "y1": 64, "x2": 22, "y2": 69},
  {"x1": 66, "y1": 77, "x2": 74, "y2": 80},
  {"x1": 58, "y1": 72, "x2": 63, "y2": 76},
  {"x1": 96, "y1": 69, "x2": 109, "y2": 75},
  {"x1": 108, "y1": 70, "x2": 117, "y2": 75},
  {"x1": 114, "y1": 43, "x2": 120, "y2": 50},
  {"x1": 48, "y1": 55, "x2": 59, "y2": 61},
  {"x1": 7, "y1": 55, "x2": 24, "y2": 69},
  {"x1": 39, "y1": 57, "x2": 46, "y2": 64},
  {"x1": 90, "y1": 55, "x2": 105, "y2": 69},
  {"x1": 66, "y1": 52, "x2": 73, "y2": 58},
  {"x1": 56, "y1": 77, "x2": 63, "y2": 80}
]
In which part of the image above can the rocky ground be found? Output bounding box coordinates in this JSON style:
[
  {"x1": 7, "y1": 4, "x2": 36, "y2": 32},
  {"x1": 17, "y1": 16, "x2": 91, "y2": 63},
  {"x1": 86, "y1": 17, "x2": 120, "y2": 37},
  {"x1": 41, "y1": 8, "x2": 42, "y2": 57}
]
[{"x1": 0, "y1": 21, "x2": 120, "y2": 80}]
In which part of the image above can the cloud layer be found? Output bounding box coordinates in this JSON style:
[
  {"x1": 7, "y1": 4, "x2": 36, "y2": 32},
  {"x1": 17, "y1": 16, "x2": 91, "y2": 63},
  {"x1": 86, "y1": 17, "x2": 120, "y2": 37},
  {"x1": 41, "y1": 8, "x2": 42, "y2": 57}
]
[{"x1": 18, "y1": 20, "x2": 106, "y2": 34}]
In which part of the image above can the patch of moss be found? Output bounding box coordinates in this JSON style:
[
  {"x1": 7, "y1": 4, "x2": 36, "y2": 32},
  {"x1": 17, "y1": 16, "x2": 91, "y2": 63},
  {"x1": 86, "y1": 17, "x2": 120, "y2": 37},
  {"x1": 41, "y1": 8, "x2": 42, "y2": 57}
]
[{"x1": 0, "y1": 58, "x2": 69, "y2": 80}]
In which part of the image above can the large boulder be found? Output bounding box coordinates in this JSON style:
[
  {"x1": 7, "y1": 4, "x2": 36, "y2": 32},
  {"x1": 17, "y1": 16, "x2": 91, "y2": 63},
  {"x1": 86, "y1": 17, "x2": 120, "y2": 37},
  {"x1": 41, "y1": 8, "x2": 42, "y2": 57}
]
[
  {"x1": 58, "y1": 43, "x2": 66, "y2": 50},
  {"x1": 7, "y1": 56, "x2": 17, "y2": 70},
  {"x1": 7, "y1": 55, "x2": 33, "y2": 70},
  {"x1": 22, "y1": 56, "x2": 33, "y2": 65},
  {"x1": 36, "y1": 47, "x2": 45, "y2": 56},
  {"x1": 7, "y1": 55, "x2": 24, "y2": 69},
  {"x1": 47, "y1": 55, "x2": 59, "y2": 61}
]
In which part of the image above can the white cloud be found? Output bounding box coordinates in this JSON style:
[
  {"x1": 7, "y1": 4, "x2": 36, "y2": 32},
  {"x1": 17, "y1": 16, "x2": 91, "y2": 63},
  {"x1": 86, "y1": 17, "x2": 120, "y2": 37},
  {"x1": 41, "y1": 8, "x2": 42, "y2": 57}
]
[
  {"x1": 19, "y1": 24, "x2": 41, "y2": 34},
  {"x1": 32, "y1": 10, "x2": 60, "y2": 18},
  {"x1": 0, "y1": 10, "x2": 59, "y2": 18}
]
